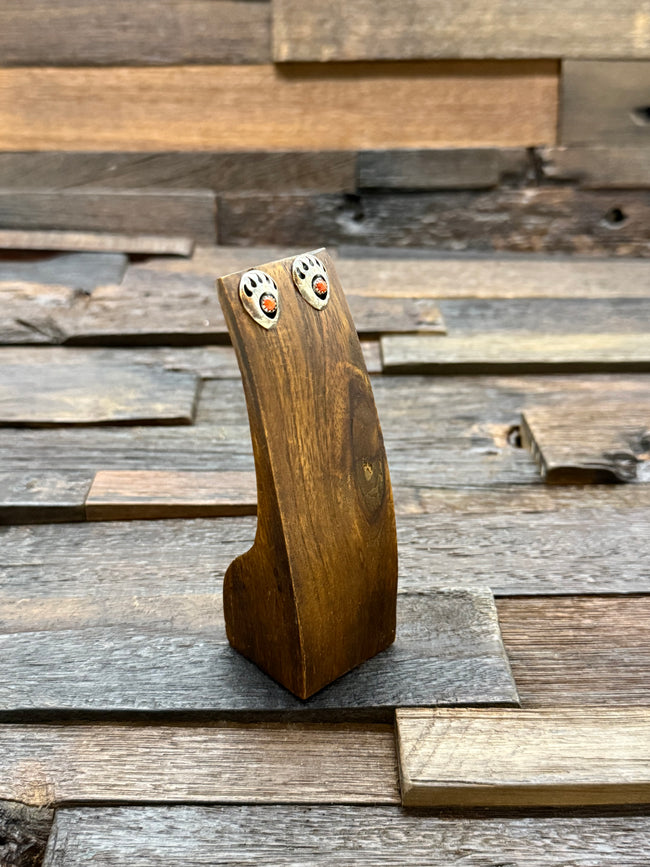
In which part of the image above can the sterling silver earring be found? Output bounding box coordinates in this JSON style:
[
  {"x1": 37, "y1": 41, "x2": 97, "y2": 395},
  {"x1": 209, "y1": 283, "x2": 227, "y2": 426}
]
[
  {"x1": 239, "y1": 270, "x2": 279, "y2": 329},
  {"x1": 291, "y1": 254, "x2": 329, "y2": 310}
]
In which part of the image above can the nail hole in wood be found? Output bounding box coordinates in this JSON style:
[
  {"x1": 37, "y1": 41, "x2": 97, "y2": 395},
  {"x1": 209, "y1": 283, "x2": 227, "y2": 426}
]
[
  {"x1": 507, "y1": 424, "x2": 523, "y2": 448},
  {"x1": 603, "y1": 207, "x2": 628, "y2": 228},
  {"x1": 631, "y1": 105, "x2": 650, "y2": 126}
]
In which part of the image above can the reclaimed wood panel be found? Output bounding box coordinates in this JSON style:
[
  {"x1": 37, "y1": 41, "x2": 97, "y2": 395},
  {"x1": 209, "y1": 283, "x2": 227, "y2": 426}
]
[
  {"x1": 0, "y1": 230, "x2": 193, "y2": 256},
  {"x1": 86, "y1": 470, "x2": 257, "y2": 520},
  {"x1": 521, "y1": 403, "x2": 650, "y2": 483},
  {"x1": 0, "y1": 800, "x2": 53, "y2": 867},
  {"x1": 0, "y1": 63, "x2": 558, "y2": 151},
  {"x1": 274, "y1": 0, "x2": 650, "y2": 61},
  {"x1": 0, "y1": 723, "x2": 398, "y2": 807},
  {"x1": 381, "y1": 334, "x2": 650, "y2": 374},
  {"x1": 0, "y1": 191, "x2": 217, "y2": 244},
  {"x1": 0, "y1": 358, "x2": 199, "y2": 425},
  {"x1": 0, "y1": 152, "x2": 357, "y2": 193},
  {"x1": 0, "y1": 250, "x2": 126, "y2": 288},
  {"x1": 43, "y1": 806, "x2": 650, "y2": 866},
  {"x1": 397, "y1": 708, "x2": 650, "y2": 808},
  {"x1": 540, "y1": 146, "x2": 650, "y2": 188},
  {"x1": 0, "y1": 1, "x2": 271, "y2": 65},
  {"x1": 497, "y1": 596, "x2": 650, "y2": 707},
  {"x1": 0, "y1": 590, "x2": 518, "y2": 718},
  {"x1": 562, "y1": 61, "x2": 650, "y2": 145},
  {"x1": 0, "y1": 472, "x2": 92, "y2": 524}
]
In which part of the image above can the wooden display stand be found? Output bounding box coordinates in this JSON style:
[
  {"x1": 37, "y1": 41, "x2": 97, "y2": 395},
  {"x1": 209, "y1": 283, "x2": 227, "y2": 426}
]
[{"x1": 217, "y1": 249, "x2": 398, "y2": 699}]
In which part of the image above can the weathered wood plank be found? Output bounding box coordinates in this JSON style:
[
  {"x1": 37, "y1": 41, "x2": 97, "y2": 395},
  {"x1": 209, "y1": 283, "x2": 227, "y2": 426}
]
[
  {"x1": 0, "y1": 152, "x2": 357, "y2": 194},
  {"x1": 358, "y1": 148, "x2": 531, "y2": 189},
  {"x1": 274, "y1": 1, "x2": 650, "y2": 61},
  {"x1": 0, "y1": 472, "x2": 92, "y2": 524},
  {"x1": 521, "y1": 402, "x2": 650, "y2": 483},
  {"x1": 0, "y1": 1, "x2": 271, "y2": 65},
  {"x1": 497, "y1": 596, "x2": 650, "y2": 707},
  {"x1": 0, "y1": 64, "x2": 558, "y2": 151},
  {"x1": 43, "y1": 806, "x2": 650, "y2": 866},
  {"x1": 539, "y1": 146, "x2": 650, "y2": 188},
  {"x1": 0, "y1": 800, "x2": 53, "y2": 867},
  {"x1": 0, "y1": 191, "x2": 216, "y2": 244},
  {"x1": 0, "y1": 357, "x2": 199, "y2": 425},
  {"x1": 397, "y1": 708, "x2": 650, "y2": 808},
  {"x1": 0, "y1": 590, "x2": 518, "y2": 718},
  {"x1": 0, "y1": 250, "x2": 126, "y2": 288},
  {"x1": 0, "y1": 230, "x2": 193, "y2": 256},
  {"x1": 86, "y1": 470, "x2": 257, "y2": 520},
  {"x1": 562, "y1": 61, "x2": 650, "y2": 145},
  {"x1": 381, "y1": 334, "x2": 650, "y2": 374},
  {"x1": 0, "y1": 723, "x2": 398, "y2": 807},
  {"x1": 218, "y1": 189, "x2": 650, "y2": 254}
]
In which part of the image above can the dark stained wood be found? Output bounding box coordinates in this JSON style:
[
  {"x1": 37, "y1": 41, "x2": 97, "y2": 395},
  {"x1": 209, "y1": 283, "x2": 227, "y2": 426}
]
[
  {"x1": 0, "y1": 1, "x2": 271, "y2": 65},
  {"x1": 0, "y1": 230, "x2": 193, "y2": 256},
  {"x1": 0, "y1": 800, "x2": 53, "y2": 867},
  {"x1": 358, "y1": 148, "x2": 531, "y2": 190},
  {"x1": 217, "y1": 250, "x2": 398, "y2": 699},
  {"x1": 0, "y1": 63, "x2": 558, "y2": 151},
  {"x1": 0, "y1": 250, "x2": 126, "y2": 288},
  {"x1": 397, "y1": 707, "x2": 650, "y2": 808},
  {"x1": 562, "y1": 61, "x2": 650, "y2": 145},
  {"x1": 0, "y1": 152, "x2": 357, "y2": 193},
  {"x1": 0, "y1": 355, "x2": 200, "y2": 425},
  {"x1": 43, "y1": 806, "x2": 650, "y2": 866},
  {"x1": 0, "y1": 472, "x2": 92, "y2": 524},
  {"x1": 0, "y1": 191, "x2": 216, "y2": 244},
  {"x1": 381, "y1": 334, "x2": 650, "y2": 374},
  {"x1": 521, "y1": 402, "x2": 650, "y2": 483},
  {"x1": 0, "y1": 590, "x2": 518, "y2": 718},
  {"x1": 539, "y1": 146, "x2": 650, "y2": 188},
  {"x1": 497, "y1": 596, "x2": 650, "y2": 707},
  {"x1": 85, "y1": 470, "x2": 257, "y2": 520},
  {"x1": 218, "y1": 189, "x2": 650, "y2": 254},
  {"x1": 274, "y1": 0, "x2": 650, "y2": 60},
  {"x1": 0, "y1": 723, "x2": 399, "y2": 807}
]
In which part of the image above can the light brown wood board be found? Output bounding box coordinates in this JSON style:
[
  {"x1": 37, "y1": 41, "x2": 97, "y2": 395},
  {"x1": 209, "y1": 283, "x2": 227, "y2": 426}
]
[
  {"x1": 0, "y1": 63, "x2": 558, "y2": 150},
  {"x1": 0, "y1": 230, "x2": 193, "y2": 256},
  {"x1": 274, "y1": 0, "x2": 650, "y2": 60},
  {"x1": 397, "y1": 707, "x2": 650, "y2": 808}
]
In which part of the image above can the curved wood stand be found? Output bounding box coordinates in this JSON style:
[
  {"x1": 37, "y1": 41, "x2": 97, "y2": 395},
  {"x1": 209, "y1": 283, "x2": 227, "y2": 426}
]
[{"x1": 217, "y1": 249, "x2": 398, "y2": 699}]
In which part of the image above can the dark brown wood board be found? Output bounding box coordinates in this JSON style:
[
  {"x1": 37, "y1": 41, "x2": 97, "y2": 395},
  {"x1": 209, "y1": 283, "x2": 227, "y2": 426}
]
[
  {"x1": 0, "y1": 1, "x2": 271, "y2": 65},
  {"x1": 397, "y1": 708, "x2": 650, "y2": 808},
  {"x1": 0, "y1": 723, "x2": 399, "y2": 807},
  {"x1": 0, "y1": 63, "x2": 558, "y2": 151},
  {"x1": 521, "y1": 403, "x2": 650, "y2": 483},
  {"x1": 0, "y1": 191, "x2": 217, "y2": 244},
  {"x1": 42, "y1": 806, "x2": 650, "y2": 866},
  {"x1": 0, "y1": 590, "x2": 518, "y2": 718},
  {"x1": 0, "y1": 355, "x2": 200, "y2": 425},
  {"x1": 0, "y1": 800, "x2": 53, "y2": 867},
  {"x1": 0, "y1": 230, "x2": 193, "y2": 256},
  {"x1": 539, "y1": 147, "x2": 650, "y2": 188},
  {"x1": 0, "y1": 472, "x2": 92, "y2": 524},
  {"x1": 274, "y1": 0, "x2": 650, "y2": 60},
  {"x1": 562, "y1": 61, "x2": 650, "y2": 145}
]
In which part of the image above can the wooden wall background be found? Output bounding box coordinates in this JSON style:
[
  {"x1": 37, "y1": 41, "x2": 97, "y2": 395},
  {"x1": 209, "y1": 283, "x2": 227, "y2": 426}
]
[{"x1": 1, "y1": 0, "x2": 650, "y2": 254}]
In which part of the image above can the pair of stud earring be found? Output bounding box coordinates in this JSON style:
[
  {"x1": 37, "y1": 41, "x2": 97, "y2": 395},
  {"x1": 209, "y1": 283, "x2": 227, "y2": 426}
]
[{"x1": 239, "y1": 254, "x2": 329, "y2": 330}]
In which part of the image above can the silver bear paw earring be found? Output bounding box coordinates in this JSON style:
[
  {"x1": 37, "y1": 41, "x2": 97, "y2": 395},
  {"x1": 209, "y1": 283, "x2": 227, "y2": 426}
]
[
  {"x1": 291, "y1": 254, "x2": 329, "y2": 310},
  {"x1": 239, "y1": 269, "x2": 279, "y2": 329}
]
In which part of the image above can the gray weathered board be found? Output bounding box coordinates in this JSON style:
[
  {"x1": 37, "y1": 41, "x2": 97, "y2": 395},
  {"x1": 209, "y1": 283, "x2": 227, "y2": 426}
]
[
  {"x1": 539, "y1": 146, "x2": 650, "y2": 188},
  {"x1": 0, "y1": 589, "x2": 518, "y2": 718},
  {"x1": 0, "y1": 472, "x2": 92, "y2": 524},
  {"x1": 0, "y1": 250, "x2": 127, "y2": 288},
  {"x1": 43, "y1": 806, "x2": 650, "y2": 866},
  {"x1": 0, "y1": 229, "x2": 194, "y2": 256},
  {"x1": 0, "y1": 800, "x2": 53, "y2": 867},
  {"x1": 274, "y1": 0, "x2": 650, "y2": 60},
  {"x1": 0, "y1": 357, "x2": 199, "y2": 425},
  {"x1": 397, "y1": 707, "x2": 650, "y2": 808}
]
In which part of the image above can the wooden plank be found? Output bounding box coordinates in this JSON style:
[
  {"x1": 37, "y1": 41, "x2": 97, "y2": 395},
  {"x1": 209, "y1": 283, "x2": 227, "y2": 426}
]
[
  {"x1": 274, "y1": 0, "x2": 650, "y2": 61},
  {"x1": 381, "y1": 334, "x2": 650, "y2": 374},
  {"x1": 497, "y1": 596, "x2": 650, "y2": 707},
  {"x1": 0, "y1": 590, "x2": 518, "y2": 718},
  {"x1": 0, "y1": 191, "x2": 216, "y2": 244},
  {"x1": 521, "y1": 403, "x2": 650, "y2": 483},
  {"x1": 540, "y1": 146, "x2": 650, "y2": 188},
  {"x1": 0, "y1": 800, "x2": 53, "y2": 867},
  {"x1": 43, "y1": 806, "x2": 650, "y2": 866},
  {"x1": 218, "y1": 189, "x2": 650, "y2": 254},
  {"x1": 0, "y1": 250, "x2": 126, "y2": 288},
  {"x1": 562, "y1": 61, "x2": 650, "y2": 145},
  {"x1": 0, "y1": 472, "x2": 92, "y2": 524},
  {"x1": 0, "y1": 230, "x2": 193, "y2": 256},
  {"x1": 0, "y1": 723, "x2": 399, "y2": 807},
  {"x1": 358, "y1": 148, "x2": 531, "y2": 190},
  {"x1": 0, "y1": 64, "x2": 558, "y2": 151},
  {"x1": 0, "y1": 152, "x2": 357, "y2": 194},
  {"x1": 0, "y1": 357, "x2": 199, "y2": 425},
  {"x1": 86, "y1": 470, "x2": 257, "y2": 520},
  {"x1": 0, "y1": 1, "x2": 271, "y2": 65},
  {"x1": 397, "y1": 708, "x2": 650, "y2": 808}
]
